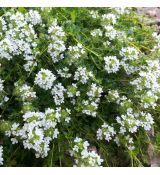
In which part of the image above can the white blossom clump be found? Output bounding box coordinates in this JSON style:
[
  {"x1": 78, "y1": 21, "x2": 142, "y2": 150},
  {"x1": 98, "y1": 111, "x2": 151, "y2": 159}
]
[
  {"x1": 102, "y1": 13, "x2": 117, "y2": 25},
  {"x1": 82, "y1": 100, "x2": 98, "y2": 117},
  {"x1": 70, "y1": 137, "x2": 103, "y2": 167},
  {"x1": 74, "y1": 67, "x2": 93, "y2": 84},
  {"x1": 125, "y1": 135, "x2": 135, "y2": 151},
  {"x1": 119, "y1": 47, "x2": 140, "y2": 74},
  {"x1": 67, "y1": 43, "x2": 85, "y2": 64},
  {"x1": 113, "y1": 7, "x2": 131, "y2": 15},
  {"x1": 48, "y1": 19, "x2": 66, "y2": 63},
  {"x1": 90, "y1": 29, "x2": 103, "y2": 37},
  {"x1": 81, "y1": 83, "x2": 103, "y2": 117},
  {"x1": 0, "y1": 11, "x2": 40, "y2": 71},
  {"x1": 0, "y1": 146, "x2": 3, "y2": 165},
  {"x1": 140, "y1": 90, "x2": 158, "y2": 109},
  {"x1": 6, "y1": 107, "x2": 71, "y2": 158},
  {"x1": 97, "y1": 123, "x2": 116, "y2": 141},
  {"x1": 0, "y1": 78, "x2": 9, "y2": 106},
  {"x1": 107, "y1": 89, "x2": 120, "y2": 103},
  {"x1": 130, "y1": 70, "x2": 160, "y2": 92},
  {"x1": 67, "y1": 83, "x2": 80, "y2": 98},
  {"x1": 25, "y1": 10, "x2": 42, "y2": 25},
  {"x1": 34, "y1": 68, "x2": 56, "y2": 90},
  {"x1": 87, "y1": 83, "x2": 103, "y2": 99},
  {"x1": 0, "y1": 17, "x2": 7, "y2": 36},
  {"x1": 120, "y1": 47, "x2": 139, "y2": 61},
  {"x1": 116, "y1": 108, "x2": 154, "y2": 134},
  {"x1": 14, "y1": 82, "x2": 36, "y2": 102},
  {"x1": 0, "y1": 78, "x2": 4, "y2": 92},
  {"x1": 104, "y1": 25, "x2": 117, "y2": 40},
  {"x1": 104, "y1": 56, "x2": 120, "y2": 73},
  {"x1": 57, "y1": 67, "x2": 72, "y2": 78},
  {"x1": 89, "y1": 10, "x2": 100, "y2": 19},
  {"x1": 151, "y1": 32, "x2": 160, "y2": 51},
  {"x1": 51, "y1": 83, "x2": 66, "y2": 105}
]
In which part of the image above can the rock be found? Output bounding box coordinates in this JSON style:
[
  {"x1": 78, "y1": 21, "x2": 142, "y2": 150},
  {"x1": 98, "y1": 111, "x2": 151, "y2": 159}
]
[{"x1": 147, "y1": 10, "x2": 157, "y2": 17}]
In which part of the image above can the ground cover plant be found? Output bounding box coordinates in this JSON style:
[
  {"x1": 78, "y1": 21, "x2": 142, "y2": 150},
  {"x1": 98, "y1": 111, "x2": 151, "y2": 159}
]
[{"x1": 0, "y1": 7, "x2": 160, "y2": 167}]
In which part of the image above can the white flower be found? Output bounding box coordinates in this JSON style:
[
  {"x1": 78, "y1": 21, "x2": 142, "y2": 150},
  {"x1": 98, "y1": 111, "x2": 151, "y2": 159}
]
[
  {"x1": 74, "y1": 67, "x2": 93, "y2": 84},
  {"x1": 73, "y1": 145, "x2": 79, "y2": 152},
  {"x1": 65, "y1": 117, "x2": 71, "y2": 123},
  {"x1": 107, "y1": 89, "x2": 120, "y2": 103},
  {"x1": 4, "y1": 96, "x2": 9, "y2": 102},
  {"x1": 51, "y1": 83, "x2": 66, "y2": 105},
  {"x1": 11, "y1": 123, "x2": 20, "y2": 131},
  {"x1": 102, "y1": 13, "x2": 117, "y2": 25},
  {"x1": 25, "y1": 10, "x2": 42, "y2": 25},
  {"x1": 8, "y1": 108, "x2": 62, "y2": 158},
  {"x1": 91, "y1": 29, "x2": 103, "y2": 37},
  {"x1": 83, "y1": 141, "x2": 89, "y2": 149},
  {"x1": 0, "y1": 78, "x2": 4, "y2": 92},
  {"x1": 89, "y1": 10, "x2": 99, "y2": 19},
  {"x1": 114, "y1": 7, "x2": 131, "y2": 15},
  {"x1": 53, "y1": 128, "x2": 59, "y2": 139},
  {"x1": 0, "y1": 146, "x2": 3, "y2": 165},
  {"x1": 22, "y1": 111, "x2": 45, "y2": 122},
  {"x1": 48, "y1": 19, "x2": 66, "y2": 63},
  {"x1": 104, "y1": 25, "x2": 117, "y2": 40},
  {"x1": 34, "y1": 68, "x2": 56, "y2": 90},
  {"x1": 97, "y1": 123, "x2": 116, "y2": 141},
  {"x1": 57, "y1": 67, "x2": 71, "y2": 78},
  {"x1": 74, "y1": 137, "x2": 82, "y2": 143},
  {"x1": 71, "y1": 137, "x2": 103, "y2": 167},
  {"x1": 87, "y1": 83, "x2": 103, "y2": 98},
  {"x1": 120, "y1": 47, "x2": 139, "y2": 61},
  {"x1": 68, "y1": 43, "x2": 85, "y2": 64},
  {"x1": 15, "y1": 83, "x2": 36, "y2": 101},
  {"x1": 11, "y1": 138, "x2": 18, "y2": 144},
  {"x1": 104, "y1": 56, "x2": 120, "y2": 73}
]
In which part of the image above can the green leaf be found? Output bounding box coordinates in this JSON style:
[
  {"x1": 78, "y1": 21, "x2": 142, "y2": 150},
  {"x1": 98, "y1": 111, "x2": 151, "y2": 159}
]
[
  {"x1": 70, "y1": 10, "x2": 76, "y2": 23},
  {"x1": 18, "y1": 7, "x2": 26, "y2": 14}
]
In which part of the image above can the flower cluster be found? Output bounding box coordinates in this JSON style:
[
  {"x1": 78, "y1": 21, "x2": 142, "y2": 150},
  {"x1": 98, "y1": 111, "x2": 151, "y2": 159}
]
[
  {"x1": 74, "y1": 67, "x2": 93, "y2": 84},
  {"x1": 51, "y1": 83, "x2": 66, "y2": 105},
  {"x1": 116, "y1": 108, "x2": 154, "y2": 134},
  {"x1": 104, "y1": 56, "x2": 120, "y2": 73},
  {"x1": 13, "y1": 82, "x2": 37, "y2": 113},
  {"x1": 119, "y1": 47, "x2": 140, "y2": 74},
  {"x1": 0, "y1": 78, "x2": 9, "y2": 106},
  {"x1": 97, "y1": 123, "x2": 116, "y2": 141},
  {"x1": 70, "y1": 137, "x2": 103, "y2": 167},
  {"x1": 67, "y1": 83, "x2": 80, "y2": 98},
  {"x1": 67, "y1": 43, "x2": 86, "y2": 64},
  {"x1": 81, "y1": 83, "x2": 103, "y2": 117},
  {"x1": 0, "y1": 146, "x2": 3, "y2": 165},
  {"x1": 102, "y1": 13, "x2": 117, "y2": 25},
  {"x1": 107, "y1": 89, "x2": 120, "y2": 103},
  {"x1": 130, "y1": 59, "x2": 160, "y2": 110},
  {"x1": 14, "y1": 82, "x2": 36, "y2": 102},
  {"x1": 90, "y1": 29, "x2": 103, "y2": 38},
  {"x1": 6, "y1": 107, "x2": 71, "y2": 158},
  {"x1": 0, "y1": 10, "x2": 41, "y2": 71},
  {"x1": 57, "y1": 67, "x2": 72, "y2": 78},
  {"x1": 48, "y1": 19, "x2": 66, "y2": 63},
  {"x1": 34, "y1": 68, "x2": 56, "y2": 90},
  {"x1": 25, "y1": 10, "x2": 42, "y2": 25},
  {"x1": 0, "y1": 78, "x2": 4, "y2": 92},
  {"x1": 89, "y1": 10, "x2": 100, "y2": 19},
  {"x1": 104, "y1": 25, "x2": 117, "y2": 40}
]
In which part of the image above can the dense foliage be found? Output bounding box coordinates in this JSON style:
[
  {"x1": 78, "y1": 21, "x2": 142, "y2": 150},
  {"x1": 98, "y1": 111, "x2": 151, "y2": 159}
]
[{"x1": 0, "y1": 7, "x2": 160, "y2": 167}]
